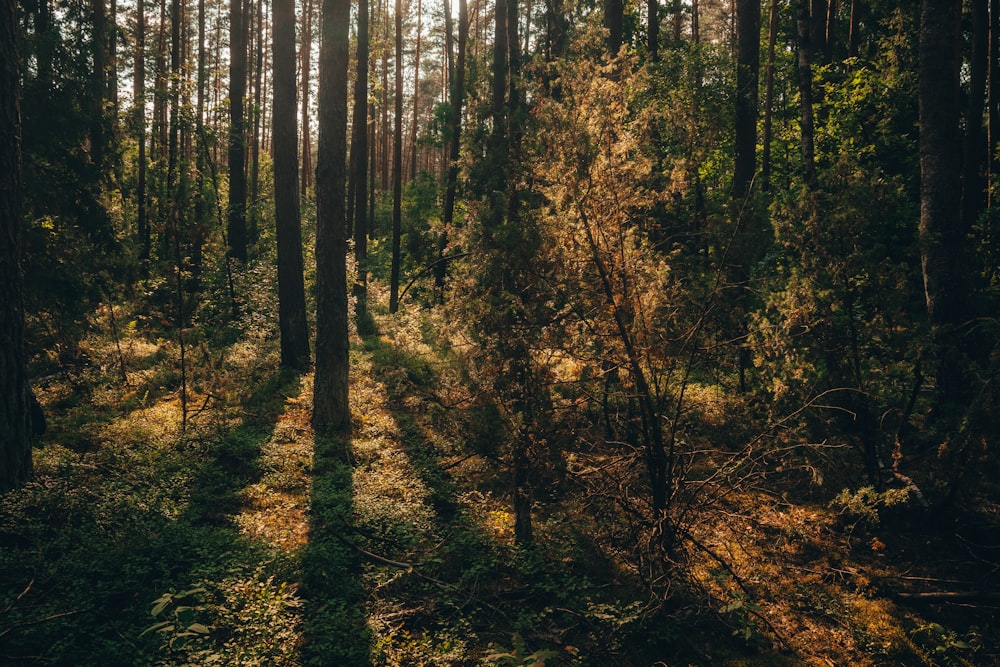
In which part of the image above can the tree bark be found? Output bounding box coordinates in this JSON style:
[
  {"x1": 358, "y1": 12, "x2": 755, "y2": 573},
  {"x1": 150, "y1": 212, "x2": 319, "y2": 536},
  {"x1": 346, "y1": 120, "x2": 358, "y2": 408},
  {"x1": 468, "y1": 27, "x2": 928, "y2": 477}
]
[
  {"x1": 1, "y1": 0, "x2": 33, "y2": 493},
  {"x1": 228, "y1": 0, "x2": 249, "y2": 263},
  {"x1": 797, "y1": 0, "x2": 817, "y2": 189},
  {"x1": 351, "y1": 0, "x2": 370, "y2": 326},
  {"x1": 648, "y1": 0, "x2": 658, "y2": 60},
  {"x1": 272, "y1": 0, "x2": 310, "y2": 370},
  {"x1": 135, "y1": 0, "x2": 150, "y2": 261},
  {"x1": 300, "y1": 0, "x2": 313, "y2": 196},
  {"x1": 918, "y1": 0, "x2": 968, "y2": 400},
  {"x1": 250, "y1": 0, "x2": 265, "y2": 248},
  {"x1": 961, "y1": 0, "x2": 989, "y2": 240},
  {"x1": 436, "y1": 0, "x2": 468, "y2": 295},
  {"x1": 313, "y1": 0, "x2": 351, "y2": 433},
  {"x1": 604, "y1": 0, "x2": 623, "y2": 56},
  {"x1": 848, "y1": 0, "x2": 860, "y2": 58},
  {"x1": 389, "y1": 0, "x2": 403, "y2": 313},
  {"x1": 761, "y1": 0, "x2": 778, "y2": 191},
  {"x1": 733, "y1": 0, "x2": 760, "y2": 203},
  {"x1": 409, "y1": 0, "x2": 423, "y2": 181}
]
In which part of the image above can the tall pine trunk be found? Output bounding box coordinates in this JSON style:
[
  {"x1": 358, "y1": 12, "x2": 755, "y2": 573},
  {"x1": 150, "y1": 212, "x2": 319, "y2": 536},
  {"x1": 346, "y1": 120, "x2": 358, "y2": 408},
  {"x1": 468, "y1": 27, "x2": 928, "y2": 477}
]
[
  {"x1": 272, "y1": 0, "x2": 310, "y2": 370},
  {"x1": 228, "y1": 0, "x2": 249, "y2": 263},
  {"x1": 797, "y1": 0, "x2": 817, "y2": 189},
  {"x1": 135, "y1": 0, "x2": 150, "y2": 261},
  {"x1": 300, "y1": 0, "x2": 313, "y2": 196},
  {"x1": 351, "y1": 0, "x2": 370, "y2": 327},
  {"x1": 436, "y1": 0, "x2": 467, "y2": 295},
  {"x1": 1, "y1": 0, "x2": 33, "y2": 493},
  {"x1": 918, "y1": 0, "x2": 968, "y2": 403},
  {"x1": 313, "y1": 0, "x2": 351, "y2": 433},
  {"x1": 389, "y1": 0, "x2": 403, "y2": 313}
]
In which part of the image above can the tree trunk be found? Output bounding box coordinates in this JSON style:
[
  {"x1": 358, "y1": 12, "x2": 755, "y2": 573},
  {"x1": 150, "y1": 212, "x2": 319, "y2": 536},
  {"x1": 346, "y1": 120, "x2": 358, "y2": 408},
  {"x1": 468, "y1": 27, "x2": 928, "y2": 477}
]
[
  {"x1": 389, "y1": 0, "x2": 403, "y2": 313},
  {"x1": 797, "y1": 0, "x2": 817, "y2": 189},
  {"x1": 604, "y1": 0, "x2": 623, "y2": 56},
  {"x1": 824, "y1": 0, "x2": 836, "y2": 63},
  {"x1": 648, "y1": 0, "x2": 658, "y2": 60},
  {"x1": 250, "y1": 0, "x2": 265, "y2": 248},
  {"x1": 918, "y1": 0, "x2": 968, "y2": 400},
  {"x1": 300, "y1": 0, "x2": 313, "y2": 196},
  {"x1": 1, "y1": 0, "x2": 33, "y2": 493},
  {"x1": 313, "y1": 0, "x2": 351, "y2": 434},
  {"x1": 733, "y1": 0, "x2": 760, "y2": 203},
  {"x1": 848, "y1": 0, "x2": 860, "y2": 58},
  {"x1": 228, "y1": 0, "x2": 249, "y2": 263},
  {"x1": 810, "y1": 0, "x2": 825, "y2": 61},
  {"x1": 436, "y1": 0, "x2": 467, "y2": 295},
  {"x1": 351, "y1": 0, "x2": 370, "y2": 327},
  {"x1": 91, "y1": 0, "x2": 109, "y2": 172},
  {"x1": 409, "y1": 0, "x2": 422, "y2": 181},
  {"x1": 761, "y1": 0, "x2": 778, "y2": 191},
  {"x1": 961, "y1": 0, "x2": 989, "y2": 239},
  {"x1": 272, "y1": 0, "x2": 310, "y2": 370},
  {"x1": 192, "y1": 0, "x2": 207, "y2": 289},
  {"x1": 135, "y1": 0, "x2": 150, "y2": 261},
  {"x1": 990, "y1": 0, "x2": 1000, "y2": 257}
]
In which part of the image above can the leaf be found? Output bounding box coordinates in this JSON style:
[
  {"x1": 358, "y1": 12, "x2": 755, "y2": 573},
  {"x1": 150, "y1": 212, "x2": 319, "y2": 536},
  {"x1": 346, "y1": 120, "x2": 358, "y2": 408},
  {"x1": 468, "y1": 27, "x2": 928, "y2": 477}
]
[
  {"x1": 188, "y1": 623, "x2": 210, "y2": 635},
  {"x1": 150, "y1": 595, "x2": 173, "y2": 617},
  {"x1": 177, "y1": 586, "x2": 207, "y2": 598},
  {"x1": 140, "y1": 621, "x2": 173, "y2": 637}
]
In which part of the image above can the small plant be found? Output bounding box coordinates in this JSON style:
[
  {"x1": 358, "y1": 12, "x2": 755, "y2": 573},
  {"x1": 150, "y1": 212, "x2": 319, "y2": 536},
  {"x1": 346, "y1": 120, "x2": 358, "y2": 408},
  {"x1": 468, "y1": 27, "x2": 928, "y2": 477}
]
[
  {"x1": 141, "y1": 586, "x2": 211, "y2": 651},
  {"x1": 831, "y1": 486, "x2": 912, "y2": 525},
  {"x1": 910, "y1": 621, "x2": 979, "y2": 666},
  {"x1": 485, "y1": 635, "x2": 560, "y2": 666}
]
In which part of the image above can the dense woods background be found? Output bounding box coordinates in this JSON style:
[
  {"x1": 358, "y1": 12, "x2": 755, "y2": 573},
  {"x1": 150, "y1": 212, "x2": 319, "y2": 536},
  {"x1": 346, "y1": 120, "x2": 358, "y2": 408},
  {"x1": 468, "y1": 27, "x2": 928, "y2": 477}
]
[{"x1": 2, "y1": 0, "x2": 1000, "y2": 663}]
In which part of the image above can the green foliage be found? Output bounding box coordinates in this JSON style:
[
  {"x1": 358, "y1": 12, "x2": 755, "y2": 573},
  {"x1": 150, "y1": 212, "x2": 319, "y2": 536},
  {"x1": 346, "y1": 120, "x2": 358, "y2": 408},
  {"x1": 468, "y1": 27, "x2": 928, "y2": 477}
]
[
  {"x1": 910, "y1": 621, "x2": 981, "y2": 666},
  {"x1": 832, "y1": 486, "x2": 913, "y2": 525},
  {"x1": 485, "y1": 635, "x2": 560, "y2": 666}
]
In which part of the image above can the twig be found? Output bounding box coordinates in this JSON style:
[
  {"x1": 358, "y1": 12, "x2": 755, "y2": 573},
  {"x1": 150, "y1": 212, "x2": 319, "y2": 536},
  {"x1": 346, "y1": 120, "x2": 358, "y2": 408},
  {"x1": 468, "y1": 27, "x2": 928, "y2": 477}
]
[
  {"x1": 893, "y1": 591, "x2": 1000, "y2": 603},
  {"x1": 0, "y1": 609, "x2": 83, "y2": 640},
  {"x1": 1, "y1": 579, "x2": 33, "y2": 615}
]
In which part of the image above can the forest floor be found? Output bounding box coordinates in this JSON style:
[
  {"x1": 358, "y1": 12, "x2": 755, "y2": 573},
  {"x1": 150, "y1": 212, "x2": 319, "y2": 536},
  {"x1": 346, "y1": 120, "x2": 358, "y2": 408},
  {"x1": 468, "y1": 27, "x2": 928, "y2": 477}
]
[{"x1": 1, "y1": 282, "x2": 999, "y2": 666}]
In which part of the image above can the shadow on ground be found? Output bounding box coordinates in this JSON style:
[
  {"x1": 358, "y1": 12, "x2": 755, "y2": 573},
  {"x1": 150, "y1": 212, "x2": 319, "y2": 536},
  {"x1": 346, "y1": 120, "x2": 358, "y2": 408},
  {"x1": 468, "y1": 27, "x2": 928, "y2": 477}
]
[{"x1": 300, "y1": 435, "x2": 371, "y2": 666}]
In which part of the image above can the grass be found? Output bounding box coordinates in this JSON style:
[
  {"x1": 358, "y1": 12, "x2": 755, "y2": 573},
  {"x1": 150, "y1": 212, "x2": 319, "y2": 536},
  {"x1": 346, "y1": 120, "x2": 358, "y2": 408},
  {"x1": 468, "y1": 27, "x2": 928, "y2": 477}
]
[{"x1": 2, "y1": 283, "x2": 998, "y2": 665}]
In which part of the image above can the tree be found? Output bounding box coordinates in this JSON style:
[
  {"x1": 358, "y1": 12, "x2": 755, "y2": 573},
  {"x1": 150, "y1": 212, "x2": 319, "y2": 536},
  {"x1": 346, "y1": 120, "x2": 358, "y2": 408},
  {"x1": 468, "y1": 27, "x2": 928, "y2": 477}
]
[
  {"x1": 918, "y1": 0, "x2": 969, "y2": 403},
  {"x1": 1, "y1": 0, "x2": 33, "y2": 493},
  {"x1": 796, "y1": 0, "x2": 817, "y2": 189},
  {"x1": 604, "y1": 0, "x2": 623, "y2": 56},
  {"x1": 135, "y1": 0, "x2": 150, "y2": 261},
  {"x1": 436, "y1": 0, "x2": 468, "y2": 295},
  {"x1": 648, "y1": 0, "x2": 658, "y2": 60},
  {"x1": 733, "y1": 0, "x2": 760, "y2": 206},
  {"x1": 272, "y1": 0, "x2": 310, "y2": 370},
  {"x1": 300, "y1": 0, "x2": 314, "y2": 196},
  {"x1": 389, "y1": 0, "x2": 403, "y2": 313},
  {"x1": 313, "y1": 0, "x2": 351, "y2": 433},
  {"x1": 351, "y1": 0, "x2": 371, "y2": 327},
  {"x1": 228, "y1": 0, "x2": 249, "y2": 263}
]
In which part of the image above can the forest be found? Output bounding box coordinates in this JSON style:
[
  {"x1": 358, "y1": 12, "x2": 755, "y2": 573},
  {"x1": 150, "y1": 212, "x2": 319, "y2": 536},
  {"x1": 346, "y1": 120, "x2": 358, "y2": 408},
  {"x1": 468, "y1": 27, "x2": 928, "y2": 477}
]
[{"x1": 1, "y1": 0, "x2": 999, "y2": 663}]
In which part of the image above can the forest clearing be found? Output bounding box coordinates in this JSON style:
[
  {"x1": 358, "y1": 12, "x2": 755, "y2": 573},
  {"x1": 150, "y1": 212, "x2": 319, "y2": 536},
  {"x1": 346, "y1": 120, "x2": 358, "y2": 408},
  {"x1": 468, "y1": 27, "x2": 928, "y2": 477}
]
[{"x1": 2, "y1": 0, "x2": 1000, "y2": 663}]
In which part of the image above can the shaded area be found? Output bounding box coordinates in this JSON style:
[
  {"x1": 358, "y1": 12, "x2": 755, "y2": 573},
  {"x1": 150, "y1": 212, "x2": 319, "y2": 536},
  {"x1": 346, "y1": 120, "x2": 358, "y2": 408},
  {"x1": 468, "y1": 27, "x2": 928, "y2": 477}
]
[
  {"x1": 300, "y1": 433, "x2": 371, "y2": 666},
  {"x1": 356, "y1": 330, "x2": 726, "y2": 664},
  {"x1": 0, "y1": 365, "x2": 304, "y2": 664}
]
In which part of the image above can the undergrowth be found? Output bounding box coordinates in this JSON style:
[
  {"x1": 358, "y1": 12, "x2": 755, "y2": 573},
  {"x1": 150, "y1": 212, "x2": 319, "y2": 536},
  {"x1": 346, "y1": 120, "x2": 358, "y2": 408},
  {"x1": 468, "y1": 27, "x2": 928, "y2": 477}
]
[{"x1": 1, "y1": 280, "x2": 997, "y2": 666}]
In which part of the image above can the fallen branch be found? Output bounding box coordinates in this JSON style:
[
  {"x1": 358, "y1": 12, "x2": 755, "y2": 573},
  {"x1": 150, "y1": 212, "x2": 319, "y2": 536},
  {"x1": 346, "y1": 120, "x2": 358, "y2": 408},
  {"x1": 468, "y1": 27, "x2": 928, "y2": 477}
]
[{"x1": 893, "y1": 591, "x2": 1000, "y2": 604}]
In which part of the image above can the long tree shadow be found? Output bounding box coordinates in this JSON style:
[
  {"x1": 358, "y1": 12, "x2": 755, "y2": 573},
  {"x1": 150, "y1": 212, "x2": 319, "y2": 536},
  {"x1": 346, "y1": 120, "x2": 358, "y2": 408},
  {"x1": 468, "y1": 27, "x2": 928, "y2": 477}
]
[
  {"x1": 300, "y1": 432, "x2": 372, "y2": 666},
  {"x1": 0, "y1": 366, "x2": 307, "y2": 664}
]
